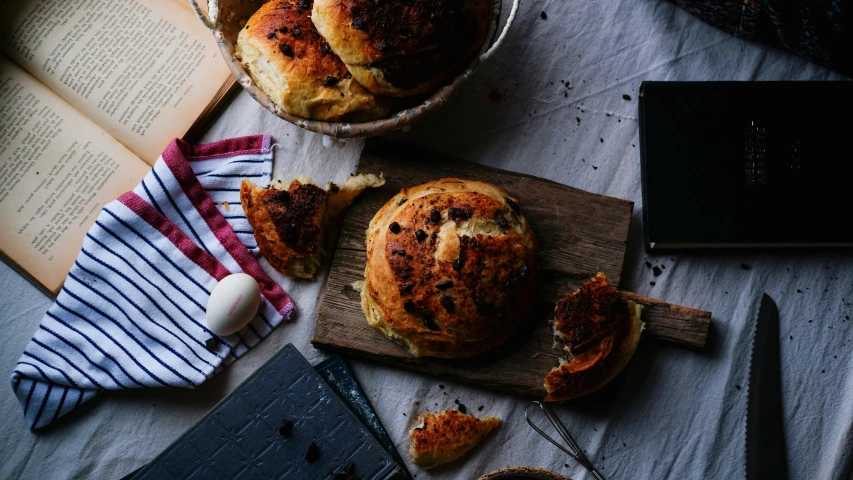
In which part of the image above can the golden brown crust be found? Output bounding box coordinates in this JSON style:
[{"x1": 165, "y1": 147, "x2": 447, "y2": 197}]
[
  {"x1": 362, "y1": 178, "x2": 538, "y2": 358},
  {"x1": 409, "y1": 409, "x2": 500, "y2": 469},
  {"x1": 544, "y1": 273, "x2": 644, "y2": 402},
  {"x1": 240, "y1": 178, "x2": 327, "y2": 278},
  {"x1": 236, "y1": 0, "x2": 389, "y2": 120},
  {"x1": 242, "y1": 174, "x2": 385, "y2": 279},
  {"x1": 311, "y1": 0, "x2": 492, "y2": 96}
]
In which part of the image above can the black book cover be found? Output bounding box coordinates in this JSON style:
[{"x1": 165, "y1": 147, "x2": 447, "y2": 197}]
[
  {"x1": 638, "y1": 81, "x2": 853, "y2": 251},
  {"x1": 128, "y1": 344, "x2": 405, "y2": 480}
]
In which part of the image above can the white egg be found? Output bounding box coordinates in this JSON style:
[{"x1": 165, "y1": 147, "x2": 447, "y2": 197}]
[{"x1": 205, "y1": 273, "x2": 261, "y2": 336}]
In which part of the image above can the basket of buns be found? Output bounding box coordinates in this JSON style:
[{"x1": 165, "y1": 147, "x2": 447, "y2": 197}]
[{"x1": 189, "y1": 0, "x2": 519, "y2": 137}]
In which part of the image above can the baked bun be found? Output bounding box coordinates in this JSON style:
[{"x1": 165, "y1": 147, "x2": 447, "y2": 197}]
[
  {"x1": 241, "y1": 174, "x2": 384, "y2": 279},
  {"x1": 409, "y1": 409, "x2": 500, "y2": 469},
  {"x1": 360, "y1": 178, "x2": 538, "y2": 358},
  {"x1": 544, "y1": 272, "x2": 644, "y2": 402},
  {"x1": 311, "y1": 0, "x2": 492, "y2": 96},
  {"x1": 236, "y1": 0, "x2": 389, "y2": 121}
]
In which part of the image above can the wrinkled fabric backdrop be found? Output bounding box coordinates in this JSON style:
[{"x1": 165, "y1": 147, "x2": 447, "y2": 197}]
[{"x1": 2, "y1": 0, "x2": 851, "y2": 478}]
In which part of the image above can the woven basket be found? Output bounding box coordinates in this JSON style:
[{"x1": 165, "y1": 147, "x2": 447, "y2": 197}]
[
  {"x1": 477, "y1": 466, "x2": 573, "y2": 480},
  {"x1": 188, "y1": 0, "x2": 520, "y2": 138}
]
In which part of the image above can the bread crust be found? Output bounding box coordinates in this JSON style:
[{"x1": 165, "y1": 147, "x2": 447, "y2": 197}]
[
  {"x1": 311, "y1": 0, "x2": 492, "y2": 96},
  {"x1": 361, "y1": 178, "x2": 538, "y2": 358},
  {"x1": 409, "y1": 409, "x2": 500, "y2": 469},
  {"x1": 240, "y1": 179, "x2": 327, "y2": 278},
  {"x1": 236, "y1": 0, "x2": 389, "y2": 121},
  {"x1": 544, "y1": 272, "x2": 644, "y2": 402}
]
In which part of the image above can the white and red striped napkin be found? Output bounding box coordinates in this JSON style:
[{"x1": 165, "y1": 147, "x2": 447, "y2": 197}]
[{"x1": 10, "y1": 135, "x2": 295, "y2": 430}]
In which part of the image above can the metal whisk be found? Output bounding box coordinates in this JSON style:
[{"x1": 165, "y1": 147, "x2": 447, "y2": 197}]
[{"x1": 524, "y1": 401, "x2": 607, "y2": 480}]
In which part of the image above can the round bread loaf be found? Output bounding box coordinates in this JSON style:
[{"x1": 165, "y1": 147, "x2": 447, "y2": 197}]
[
  {"x1": 236, "y1": 0, "x2": 389, "y2": 121},
  {"x1": 311, "y1": 0, "x2": 493, "y2": 97},
  {"x1": 361, "y1": 178, "x2": 538, "y2": 358}
]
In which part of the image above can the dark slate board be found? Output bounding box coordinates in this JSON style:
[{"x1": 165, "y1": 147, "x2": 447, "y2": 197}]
[
  {"x1": 131, "y1": 344, "x2": 404, "y2": 480},
  {"x1": 314, "y1": 356, "x2": 412, "y2": 480}
]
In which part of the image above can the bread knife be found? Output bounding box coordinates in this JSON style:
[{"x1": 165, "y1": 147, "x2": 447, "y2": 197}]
[{"x1": 745, "y1": 293, "x2": 788, "y2": 479}]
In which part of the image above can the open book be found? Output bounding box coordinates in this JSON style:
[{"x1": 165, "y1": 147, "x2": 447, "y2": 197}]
[{"x1": 0, "y1": 0, "x2": 237, "y2": 295}]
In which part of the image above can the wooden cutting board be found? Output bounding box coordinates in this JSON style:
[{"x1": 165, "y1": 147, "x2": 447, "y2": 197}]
[{"x1": 312, "y1": 139, "x2": 711, "y2": 399}]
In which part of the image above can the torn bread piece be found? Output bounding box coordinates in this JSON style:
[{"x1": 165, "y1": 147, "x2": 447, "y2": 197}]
[
  {"x1": 544, "y1": 272, "x2": 644, "y2": 402},
  {"x1": 409, "y1": 409, "x2": 500, "y2": 469},
  {"x1": 241, "y1": 174, "x2": 384, "y2": 279}
]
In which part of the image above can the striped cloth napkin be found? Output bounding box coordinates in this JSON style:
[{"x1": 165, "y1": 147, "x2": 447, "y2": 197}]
[{"x1": 10, "y1": 135, "x2": 296, "y2": 430}]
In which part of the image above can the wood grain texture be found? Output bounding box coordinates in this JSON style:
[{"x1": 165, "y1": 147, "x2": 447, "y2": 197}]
[{"x1": 312, "y1": 139, "x2": 711, "y2": 399}]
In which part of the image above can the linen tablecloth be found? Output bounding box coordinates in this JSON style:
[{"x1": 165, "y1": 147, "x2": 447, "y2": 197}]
[{"x1": 1, "y1": 0, "x2": 850, "y2": 478}]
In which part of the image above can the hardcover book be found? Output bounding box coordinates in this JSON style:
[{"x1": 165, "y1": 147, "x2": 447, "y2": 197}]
[
  {"x1": 638, "y1": 81, "x2": 853, "y2": 252},
  {"x1": 129, "y1": 344, "x2": 406, "y2": 480}
]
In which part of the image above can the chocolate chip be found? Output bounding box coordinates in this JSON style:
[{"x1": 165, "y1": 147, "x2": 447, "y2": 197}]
[
  {"x1": 401, "y1": 271, "x2": 410, "y2": 280},
  {"x1": 448, "y1": 207, "x2": 470, "y2": 221},
  {"x1": 436, "y1": 280, "x2": 453, "y2": 290},
  {"x1": 741, "y1": 263, "x2": 751, "y2": 270},
  {"x1": 305, "y1": 441, "x2": 321, "y2": 462},
  {"x1": 540, "y1": 11, "x2": 547, "y2": 19},
  {"x1": 282, "y1": 224, "x2": 299, "y2": 243},
  {"x1": 278, "y1": 43, "x2": 294, "y2": 57},
  {"x1": 457, "y1": 403, "x2": 467, "y2": 413},
  {"x1": 267, "y1": 32, "x2": 277, "y2": 39},
  {"x1": 322, "y1": 76, "x2": 340, "y2": 86},
  {"x1": 272, "y1": 189, "x2": 291, "y2": 203},
  {"x1": 404, "y1": 300, "x2": 416, "y2": 313},
  {"x1": 297, "y1": 0, "x2": 310, "y2": 9},
  {"x1": 519, "y1": 265, "x2": 529, "y2": 279},
  {"x1": 652, "y1": 266, "x2": 662, "y2": 276},
  {"x1": 452, "y1": 257, "x2": 464, "y2": 271},
  {"x1": 397, "y1": 198, "x2": 408, "y2": 206},
  {"x1": 497, "y1": 217, "x2": 509, "y2": 229},
  {"x1": 291, "y1": 27, "x2": 302, "y2": 37},
  {"x1": 476, "y1": 298, "x2": 496, "y2": 315},
  {"x1": 396, "y1": 250, "x2": 406, "y2": 256},
  {"x1": 352, "y1": 19, "x2": 366, "y2": 30},
  {"x1": 505, "y1": 197, "x2": 521, "y2": 214},
  {"x1": 415, "y1": 229, "x2": 428, "y2": 242},
  {"x1": 441, "y1": 295, "x2": 455, "y2": 313},
  {"x1": 623, "y1": 94, "x2": 632, "y2": 101},
  {"x1": 328, "y1": 183, "x2": 340, "y2": 193},
  {"x1": 423, "y1": 315, "x2": 440, "y2": 331},
  {"x1": 430, "y1": 209, "x2": 442, "y2": 224},
  {"x1": 205, "y1": 337, "x2": 217, "y2": 350},
  {"x1": 279, "y1": 26, "x2": 288, "y2": 34},
  {"x1": 401, "y1": 284, "x2": 413, "y2": 294},
  {"x1": 389, "y1": 222, "x2": 401, "y2": 233},
  {"x1": 279, "y1": 419, "x2": 293, "y2": 436},
  {"x1": 321, "y1": 42, "x2": 332, "y2": 54},
  {"x1": 377, "y1": 41, "x2": 387, "y2": 52}
]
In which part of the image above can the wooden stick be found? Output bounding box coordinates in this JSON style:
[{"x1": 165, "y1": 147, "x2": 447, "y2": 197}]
[{"x1": 620, "y1": 291, "x2": 712, "y2": 350}]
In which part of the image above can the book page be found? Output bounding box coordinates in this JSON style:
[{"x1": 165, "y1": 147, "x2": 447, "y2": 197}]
[
  {"x1": 0, "y1": 55, "x2": 149, "y2": 294},
  {"x1": 0, "y1": 0, "x2": 232, "y2": 164}
]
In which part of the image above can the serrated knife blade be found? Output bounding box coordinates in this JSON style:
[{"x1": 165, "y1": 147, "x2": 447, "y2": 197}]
[{"x1": 745, "y1": 293, "x2": 788, "y2": 480}]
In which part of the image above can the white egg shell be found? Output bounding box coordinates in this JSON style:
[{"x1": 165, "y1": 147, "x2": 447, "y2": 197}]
[{"x1": 206, "y1": 273, "x2": 261, "y2": 336}]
